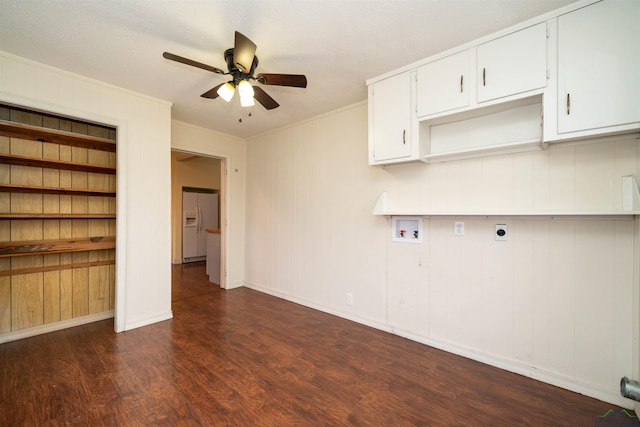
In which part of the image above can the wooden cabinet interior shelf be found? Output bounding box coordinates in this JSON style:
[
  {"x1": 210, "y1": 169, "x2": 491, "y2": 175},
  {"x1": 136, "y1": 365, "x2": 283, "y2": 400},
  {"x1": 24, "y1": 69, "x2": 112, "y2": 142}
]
[
  {"x1": 0, "y1": 237, "x2": 116, "y2": 258},
  {"x1": 0, "y1": 120, "x2": 116, "y2": 152},
  {"x1": 0, "y1": 183, "x2": 115, "y2": 197},
  {"x1": 0, "y1": 259, "x2": 115, "y2": 277},
  {"x1": 0, "y1": 213, "x2": 116, "y2": 220},
  {"x1": 0, "y1": 153, "x2": 116, "y2": 175}
]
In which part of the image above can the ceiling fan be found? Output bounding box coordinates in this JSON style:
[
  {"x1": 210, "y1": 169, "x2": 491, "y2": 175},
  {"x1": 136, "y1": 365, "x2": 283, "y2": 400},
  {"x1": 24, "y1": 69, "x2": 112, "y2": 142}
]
[{"x1": 163, "y1": 31, "x2": 307, "y2": 110}]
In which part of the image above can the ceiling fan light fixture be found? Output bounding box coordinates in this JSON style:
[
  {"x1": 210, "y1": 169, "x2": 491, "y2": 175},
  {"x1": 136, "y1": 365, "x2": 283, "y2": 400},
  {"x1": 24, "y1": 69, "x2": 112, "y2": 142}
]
[
  {"x1": 237, "y1": 79, "x2": 254, "y2": 98},
  {"x1": 217, "y1": 82, "x2": 235, "y2": 102},
  {"x1": 164, "y1": 31, "x2": 307, "y2": 111},
  {"x1": 238, "y1": 79, "x2": 255, "y2": 107},
  {"x1": 240, "y1": 93, "x2": 255, "y2": 107}
]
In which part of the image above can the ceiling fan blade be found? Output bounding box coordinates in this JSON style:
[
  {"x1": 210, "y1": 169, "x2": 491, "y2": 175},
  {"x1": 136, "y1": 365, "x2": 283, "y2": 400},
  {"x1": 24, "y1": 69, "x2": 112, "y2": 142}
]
[
  {"x1": 255, "y1": 73, "x2": 307, "y2": 88},
  {"x1": 201, "y1": 83, "x2": 225, "y2": 99},
  {"x1": 253, "y1": 86, "x2": 279, "y2": 110},
  {"x1": 162, "y1": 52, "x2": 226, "y2": 75},
  {"x1": 233, "y1": 31, "x2": 257, "y2": 73}
]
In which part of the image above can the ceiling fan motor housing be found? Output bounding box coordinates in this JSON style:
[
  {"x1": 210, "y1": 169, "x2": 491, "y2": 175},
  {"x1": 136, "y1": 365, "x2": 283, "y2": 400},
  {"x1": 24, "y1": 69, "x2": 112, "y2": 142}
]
[{"x1": 224, "y1": 48, "x2": 259, "y2": 84}]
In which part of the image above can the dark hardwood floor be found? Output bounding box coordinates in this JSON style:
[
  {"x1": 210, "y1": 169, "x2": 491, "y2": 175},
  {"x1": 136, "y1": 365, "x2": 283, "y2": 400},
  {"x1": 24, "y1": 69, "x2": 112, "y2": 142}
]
[{"x1": 0, "y1": 261, "x2": 636, "y2": 426}]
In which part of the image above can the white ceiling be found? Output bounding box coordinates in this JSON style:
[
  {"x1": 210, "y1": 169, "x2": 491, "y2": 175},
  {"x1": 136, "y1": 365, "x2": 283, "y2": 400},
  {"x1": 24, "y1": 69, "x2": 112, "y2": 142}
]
[{"x1": 0, "y1": 0, "x2": 576, "y2": 139}]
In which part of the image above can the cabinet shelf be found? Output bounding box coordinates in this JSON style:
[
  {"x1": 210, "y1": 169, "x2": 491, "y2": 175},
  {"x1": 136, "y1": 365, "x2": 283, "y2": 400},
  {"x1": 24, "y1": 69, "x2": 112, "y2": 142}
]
[
  {"x1": 0, "y1": 153, "x2": 116, "y2": 175},
  {"x1": 0, "y1": 120, "x2": 116, "y2": 152},
  {"x1": 371, "y1": 191, "x2": 640, "y2": 218},
  {"x1": 0, "y1": 237, "x2": 115, "y2": 258},
  {"x1": 0, "y1": 183, "x2": 116, "y2": 197},
  {"x1": 374, "y1": 211, "x2": 639, "y2": 218},
  {"x1": 0, "y1": 259, "x2": 115, "y2": 277},
  {"x1": 0, "y1": 213, "x2": 115, "y2": 220}
]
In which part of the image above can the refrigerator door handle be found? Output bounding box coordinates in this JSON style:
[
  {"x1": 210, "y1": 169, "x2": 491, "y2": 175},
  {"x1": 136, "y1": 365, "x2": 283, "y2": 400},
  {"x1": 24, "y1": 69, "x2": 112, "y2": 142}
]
[{"x1": 197, "y1": 206, "x2": 202, "y2": 232}]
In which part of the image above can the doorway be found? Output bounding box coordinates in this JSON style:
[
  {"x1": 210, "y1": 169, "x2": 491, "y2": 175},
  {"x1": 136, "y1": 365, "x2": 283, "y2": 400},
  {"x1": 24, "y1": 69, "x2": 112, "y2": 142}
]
[{"x1": 170, "y1": 150, "x2": 225, "y2": 288}]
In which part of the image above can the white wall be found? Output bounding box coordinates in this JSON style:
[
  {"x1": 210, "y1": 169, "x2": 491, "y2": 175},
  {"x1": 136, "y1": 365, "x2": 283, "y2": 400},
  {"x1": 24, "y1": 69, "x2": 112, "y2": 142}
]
[
  {"x1": 0, "y1": 51, "x2": 173, "y2": 332},
  {"x1": 171, "y1": 120, "x2": 246, "y2": 289},
  {"x1": 244, "y1": 101, "x2": 640, "y2": 408}
]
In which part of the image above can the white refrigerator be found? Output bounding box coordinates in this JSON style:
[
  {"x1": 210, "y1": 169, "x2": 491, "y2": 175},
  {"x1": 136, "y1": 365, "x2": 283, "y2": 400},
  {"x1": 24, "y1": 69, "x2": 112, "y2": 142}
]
[{"x1": 182, "y1": 190, "x2": 218, "y2": 263}]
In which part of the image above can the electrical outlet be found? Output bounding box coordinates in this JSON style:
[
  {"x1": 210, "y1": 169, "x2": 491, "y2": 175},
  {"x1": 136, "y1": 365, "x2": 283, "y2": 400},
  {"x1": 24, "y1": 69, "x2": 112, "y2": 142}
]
[
  {"x1": 495, "y1": 224, "x2": 508, "y2": 241},
  {"x1": 346, "y1": 293, "x2": 353, "y2": 306},
  {"x1": 454, "y1": 221, "x2": 465, "y2": 236}
]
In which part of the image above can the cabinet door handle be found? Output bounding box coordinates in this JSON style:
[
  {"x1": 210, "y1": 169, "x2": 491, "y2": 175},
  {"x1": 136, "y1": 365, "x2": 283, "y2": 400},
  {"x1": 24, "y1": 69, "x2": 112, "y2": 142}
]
[
  {"x1": 402, "y1": 129, "x2": 406, "y2": 144},
  {"x1": 566, "y1": 93, "x2": 571, "y2": 115},
  {"x1": 460, "y1": 75, "x2": 464, "y2": 93},
  {"x1": 483, "y1": 68, "x2": 487, "y2": 86}
]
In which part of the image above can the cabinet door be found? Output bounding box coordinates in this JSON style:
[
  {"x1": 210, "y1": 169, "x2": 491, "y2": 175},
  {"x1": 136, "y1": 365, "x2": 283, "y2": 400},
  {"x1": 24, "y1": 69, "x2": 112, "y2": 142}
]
[
  {"x1": 477, "y1": 22, "x2": 547, "y2": 103},
  {"x1": 370, "y1": 72, "x2": 412, "y2": 162},
  {"x1": 557, "y1": 0, "x2": 640, "y2": 134},
  {"x1": 417, "y1": 50, "x2": 470, "y2": 117}
]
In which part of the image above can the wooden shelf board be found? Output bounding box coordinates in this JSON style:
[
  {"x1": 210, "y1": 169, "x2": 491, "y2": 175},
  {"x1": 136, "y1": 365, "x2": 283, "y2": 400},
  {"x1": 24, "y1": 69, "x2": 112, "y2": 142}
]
[
  {"x1": 0, "y1": 237, "x2": 116, "y2": 258},
  {"x1": 0, "y1": 153, "x2": 116, "y2": 175},
  {"x1": 0, "y1": 183, "x2": 116, "y2": 197},
  {"x1": 0, "y1": 259, "x2": 115, "y2": 277},
  {"x1": 0, "y1": 213, "x2": 116, "y2": 220},
  {"x1": 0, "y1": 120, "x2": 116, "y2": 152}
]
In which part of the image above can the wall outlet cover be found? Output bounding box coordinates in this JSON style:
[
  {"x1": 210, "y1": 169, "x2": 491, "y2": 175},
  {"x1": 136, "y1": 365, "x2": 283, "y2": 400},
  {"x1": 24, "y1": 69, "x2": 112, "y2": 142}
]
[{"x1": 495, "y1": 224, "x2": 508, "y2": 241}]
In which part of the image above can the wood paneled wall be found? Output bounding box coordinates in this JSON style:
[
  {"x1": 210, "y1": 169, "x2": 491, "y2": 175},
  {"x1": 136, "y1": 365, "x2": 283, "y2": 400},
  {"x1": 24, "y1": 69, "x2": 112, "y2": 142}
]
[{"x1": 0, "y1": 105, "x2": 116, "y2": 334}]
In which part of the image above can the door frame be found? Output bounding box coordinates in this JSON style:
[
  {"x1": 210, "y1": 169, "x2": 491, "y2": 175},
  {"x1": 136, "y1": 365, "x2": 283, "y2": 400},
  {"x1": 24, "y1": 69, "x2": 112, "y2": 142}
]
[{"x1": 171, "y1": 150, "x2": 227, "y2": 288}]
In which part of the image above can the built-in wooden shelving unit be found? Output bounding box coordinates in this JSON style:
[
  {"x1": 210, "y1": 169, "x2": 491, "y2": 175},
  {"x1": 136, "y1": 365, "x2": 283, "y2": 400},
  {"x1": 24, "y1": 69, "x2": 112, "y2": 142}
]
[{"x1": 0, "y1": 104, "x2": 117, "y2": 339}]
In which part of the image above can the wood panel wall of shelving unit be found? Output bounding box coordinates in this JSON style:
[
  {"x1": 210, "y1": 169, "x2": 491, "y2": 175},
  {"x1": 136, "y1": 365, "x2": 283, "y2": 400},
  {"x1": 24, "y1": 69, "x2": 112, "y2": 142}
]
[{"x1": 0, "y1": 105, "x2": 116, "y2": 338}]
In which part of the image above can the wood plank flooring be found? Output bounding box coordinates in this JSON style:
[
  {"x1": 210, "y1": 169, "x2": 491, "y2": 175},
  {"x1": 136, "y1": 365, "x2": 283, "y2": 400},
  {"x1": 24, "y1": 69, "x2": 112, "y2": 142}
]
[{"x1": 0, "y1": 261, "x2": 636, "y2": 426}]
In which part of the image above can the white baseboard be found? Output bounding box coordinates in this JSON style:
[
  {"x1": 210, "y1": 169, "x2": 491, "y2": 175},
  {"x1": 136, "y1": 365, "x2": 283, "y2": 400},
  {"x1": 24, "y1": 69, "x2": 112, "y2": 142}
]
[
  {"x1": 124, "y1": 311, "x2": 173, "y2": 331},
  {"x1": 242, "y1": 281, "x2": 635, "y2": 410},
  {"x1": 0, "y1": 311, "x2": 115, "y2": 344},
  {"x1": 394, "y1": 330, "x2": 634, "y2": 409},
  {"x1": 225, "y1": 280, "x2": 244, "y2": 290}
]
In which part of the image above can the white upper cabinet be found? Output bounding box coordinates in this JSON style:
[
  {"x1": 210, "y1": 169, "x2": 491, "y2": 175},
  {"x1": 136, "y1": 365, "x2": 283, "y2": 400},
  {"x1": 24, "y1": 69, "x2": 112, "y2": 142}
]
[
  {"x1": 476, "y1": 22, "x2": 547, "y2": 103},
  {"x1": 556, "y1": 0, "x2": 640, "y2": 135},
  {"x1": 369, "y1": 71, "x2": 420, "y2": 165},
  {"x1": 416, "y1": 50, "x2": 470, "y2": 117},
  {"x1": 368, "y1": 0, "x2": 640, "y2": 165},
  {"x1": 416, "y1": 23, "x2": 546, "y2": 120}
]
